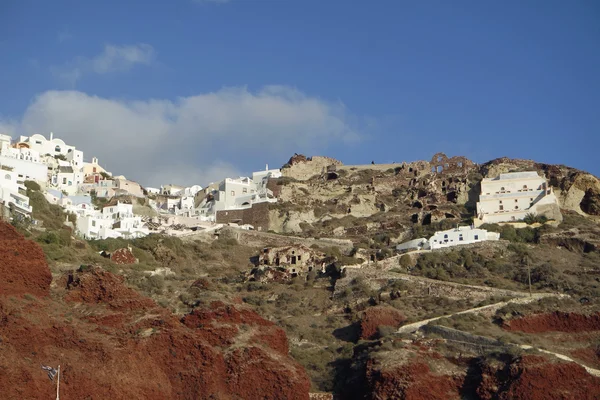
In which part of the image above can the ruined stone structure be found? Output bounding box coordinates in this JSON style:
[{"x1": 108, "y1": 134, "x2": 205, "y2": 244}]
[
  {"x1": 429, "y1": 152, "x2": 474, "y2": 174},
  {"x1": 255, "y1": 245, "x2": 327, "y2": 276},
  {"x1": 282, "y1": 154, "x2": 343, "y2": 181}
]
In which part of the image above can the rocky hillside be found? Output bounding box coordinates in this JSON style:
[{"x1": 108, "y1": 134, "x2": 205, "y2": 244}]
[
  {"x1": 0, "y1": 222, "x2": 310, "y2": 400},
  {"x1": 269, "y1": 153, "x2": 600, "y2": 237}
]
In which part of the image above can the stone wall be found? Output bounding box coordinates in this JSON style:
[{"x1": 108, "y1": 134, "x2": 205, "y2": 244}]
[
  {"x1": 219, "y1": 226, "x2": 354, "y2": 252},
  {"x1": 334, "y1": 267, "x2": 528, "y2": 302},
  {"x1": 215, "y1": 202, "x2": 270, "y2": 231}
]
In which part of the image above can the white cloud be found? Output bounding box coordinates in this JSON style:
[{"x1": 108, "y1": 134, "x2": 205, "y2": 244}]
[
  {"x1": 52, "y1": 43, "x2": 156, "y2": 85},
  {"x1": 2, "y1": 86, "x2": 362, "y2": 187}
]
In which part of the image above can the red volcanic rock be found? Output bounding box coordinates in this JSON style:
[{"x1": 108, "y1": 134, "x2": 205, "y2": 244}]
[
  {"x1": 0, "y1": 222, "x2": 51, "y2": 297},
  {"x1": 571, "y1": 346, "x2": 600, "y2": 369},
  {"x1": 360, "y1": 306, "x2": 406, "y2": 340},
  {"x1": 110, "y1": 247, "x2": 137, "y2": 265},
  {"x1": 0, "y1": 223, "x2": 311, "y2": 400},
  {"x1": 505, "y1": 311, "x2": 600, "y2": 333},
  {"x1": 477, "y1": 355, "x2": 600, "y2": 400},
  {"x1": 366, "y1": 357, "x2": 462, "y2": 400},
  {"x1": 63, "y1": 266, "x2": 155, "y2": 311}
]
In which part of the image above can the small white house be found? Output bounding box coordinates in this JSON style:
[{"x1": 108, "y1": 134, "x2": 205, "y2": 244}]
[
  {"x1": 396, "y1": 226, "x2": 500, "y2": 252},
  {"x1": 0, "y1": 170, "x2": 32, "y2": 216}
]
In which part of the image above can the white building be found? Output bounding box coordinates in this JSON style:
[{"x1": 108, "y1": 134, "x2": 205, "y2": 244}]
[
  {"x1": 251, "y1": 164, "x2": 282, "y2": 183},
  {"x1": 476, "y1": 171, "x2": 562, "y2": 224},
  {"x1": 183, "y1": 185, "x2": 203, "y2": 197},
  {"x1": 161, "y1": 184, "x2": 185, "y2": 196},
  {"x1": 0, "y1": 138, "x2": 48, "y2": 184},
  {"x1": 0, "y1": 170, "x2": 32, "y2": 216},
  {"x1": 396, "y1": 226, "x2": 500, "y2": 252},
  {"x1": 18, "y1": 133, "x2": 83, "y2": 167},
  {"x1": 45, "y1": 189, "x2": 94, "y2": 217},
  {"x1": 49, "y1": 160, "x2": 84, "y2": 195},
  {"x1": 76, "y1": 201, "x2": 148, "y2": 240}
]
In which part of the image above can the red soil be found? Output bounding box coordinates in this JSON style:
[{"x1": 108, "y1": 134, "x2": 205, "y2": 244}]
[
  {"x1": 360, "y1": 306, "x2": 406, "y2": 340},
  {"x1": 478, "y1": 355, "x2": 600, "y2": 400},
  {"x1": 110, "y1": 247, "x2": 137, "y2": 264},
  {"x1": 0, "y1": 223, "x2": 51, "y2": 297},
  {"x1": 0, "y1": 222, "x2": 310, "y2": 400},
  {"x1": 366, "y1": 355, "x2": 462, "y2": 399},
  {"x1": 570, "y1": 346, "x2": 600, "y2": 369},
  {"x1": 505, "y1": 311, "x2": 600, "y2": 333}
]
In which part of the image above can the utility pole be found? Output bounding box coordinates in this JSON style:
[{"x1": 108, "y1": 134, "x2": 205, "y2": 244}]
[
  {"x1": 56, "y1": 365, "x2": 60, "y2": 400},
  {"x1": 524, "y1": 256, "x2": 532, "y2": 298}
]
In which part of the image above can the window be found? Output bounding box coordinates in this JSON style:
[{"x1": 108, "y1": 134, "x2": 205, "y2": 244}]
[
  {"x1": 474, "y1": 235, "x2": 479, "y2": 240},
  {"x1": 444, "y1": 234, "x2": 448, "y2": 238},
  {"x1": 499, "y1": 200, "x2": 502, "y2": 204},
  {"x1": 515, "y1": 199, "x2": 518, "y2": 202},
  {"x1": 55, "y1": 145, "x2": 61, "y2": 152},
  {"x1": 523, "y1": 185, "x2": 528, "y2": 189},
  {"x1": 92, "y1": 220, "x2": 96, "y2": 227},
  {"x1": 243, "y1": 188, "x2": 247, "y2": 193},
  {"x1": 499, "y1": 205, "x2": 504, "y2": 211},
  {"x1": 515, "y1": 205, "x2": 519, "y2": 209},
  {"x1": 4, "y1": 174, "x2": 10, "y2": 180},
  {"x1": 459, "y1": 235, "x2": 463, "y2": 241},
  {"x1": 62, "y1": 178, "x2": 67, "y2": 184},
  {"x1": 231, "y1": 191, "x2": 235, "y2": 196},
  {"x1": 35, "y1": 141, "x2": 42, "y2": 144},
  {"x1": 500, "y1": 187, "x2": 505, "y2": 191}
]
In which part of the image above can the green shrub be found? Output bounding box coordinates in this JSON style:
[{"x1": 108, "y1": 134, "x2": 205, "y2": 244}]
[{"x1": 24, "y1": 180, "x2": 41, "y2": 191}]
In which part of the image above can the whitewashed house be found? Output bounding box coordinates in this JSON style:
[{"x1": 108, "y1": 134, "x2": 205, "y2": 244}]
[
  {"x1": 161, "y1": 184, "x2": 185, "y2": 196},
  {"x1": 181, "y1": 185, "x2": 202, "y2": 197},
  {"x1": 396, "y1": 226, "x2": 500, "y2": 252},
  {"x1": 476, "y1": 171, "x2": 562, "y2": 224},
  {"x1": 76, "y1": 201, "x2": 148, "y2": 240},
  {"x1": 145, "y1": 187, "x2": 160, "y2": 195},
  {"x1": 18, "y1": 133, "x2": 83, "y2": 167},
  {"x1": 45, "y1": 189, "x2": 94, "y2": 217},
  {"x1": 0, "y1": 138, "x2": 47, "y2": 184},
  {"x1": 0, "y1": 169, "x2": 32, "y2": 216}
]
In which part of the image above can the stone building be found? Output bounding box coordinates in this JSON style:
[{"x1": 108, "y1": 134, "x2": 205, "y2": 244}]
[{"x1": 254, "y1": 245, "x2": 327, "y2": 277}]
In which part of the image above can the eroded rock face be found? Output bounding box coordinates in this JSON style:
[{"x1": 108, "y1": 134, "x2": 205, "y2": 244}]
[{"x1": 0, "y1": 222, "x2": 310, "y2": 400}]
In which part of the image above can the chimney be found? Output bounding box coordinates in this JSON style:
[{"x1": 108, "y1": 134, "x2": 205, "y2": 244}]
[
  {"x1": 50, "y1": 132, "x2": 53, "y2": 140},
  {"x1": 266, "y1": 164, "x2": 268, "y2": 171}
]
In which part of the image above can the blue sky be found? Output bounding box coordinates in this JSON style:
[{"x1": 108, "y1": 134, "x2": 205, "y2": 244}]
[{"x1": 1, "y1": 0, "x2": 598, "y2": 186}]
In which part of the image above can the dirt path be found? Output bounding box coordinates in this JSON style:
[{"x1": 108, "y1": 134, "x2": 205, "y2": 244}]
[
  {"x1": 397, "y1": 293, "x2": 566, "y2": 334},
  {"x1": 519, "y1": 345, "x2": 600, "y2": 377}
]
